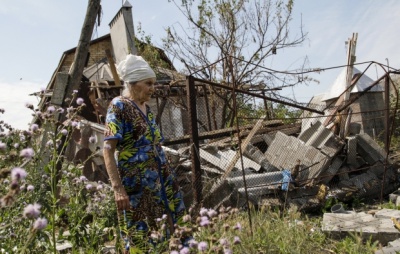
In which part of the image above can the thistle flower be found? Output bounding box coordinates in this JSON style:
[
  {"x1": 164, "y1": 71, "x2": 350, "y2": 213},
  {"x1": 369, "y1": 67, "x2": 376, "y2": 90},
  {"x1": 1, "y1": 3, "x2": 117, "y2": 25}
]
[
  {"x1": 47, "y1": 106, "x2": 55, "y2": 114},
  {"x1": 13, "y1": 143, "x2": 19, "y2": 148},
  {"x1": 233, "y1": 222, "x2": 242, "y2": 231},
  {"x1": 199, "y1": 207, "x2": 208, "y2": 216},
  {"x1": 11, "y1": 167, "x2": 27, "y2": 181},
  {"x1": 188, "y1": 239, "x2": 198, "y2": 248},
  {"x1": 198, "y1": 241, "x2": 208, "y2": 252},
  {"x1": 86, "y1": 184, "x2": 93, "y2": 190},
  {"x1": 182, "y1": 214, "x2": 191, "y2": 223},
  {"x1": 27, "y1": 185, "x2": 34, "y2": 191},
  {"x1": 233, "y1": 236, "x2": 241, "y2": 245},
  {"x1": 30, "y1": 124, "x2": 39, "y2": 132},
  {"x1": 19, "y1": 148, "x2": 35, "y2": 159},
  {"x1": 33, "y1": 217, "x2": 47, "y2": 230},
  {"x1": 96, "y1": 184, "x2": 103, "y2": 190},
  {"x1": 207, "y1": 209, "x2": 218, "y2": 218},
  {"x1": 79, "y1": 176, "x2": 88, "y2": 182},
  {"x1": 23, "y1": 203, "x2": 41, "y2": 219},
  {"x1": 179, "y1": 247, "x2": 190, "y2": 254},
  {"x1": 89, "y1": 135, "x2": 97, "y2": 144},
  {"x1": 199, "y1": 216, "x2": 210, "y2": 227},
  {"x1": 46, "y1": 140, "x2": 53, "y2": 147},
  {"x1": 60, "y1": 129, "x2": 68, "y2": 136},
  {"x1": 223, "y1": 248, "x2": 233, "y2": 254},
  {"x1": 76, "y1": 97, "x2": 84, "y2": 105},
  {"x1": 71, "y1": 121, "x2": 79, "y2": 127},
  {"x1": 219, "y1": 238, "x2": 229, "y2": 247},
  {"x1": 0, "y1": 142, "x2": 6, "y2": 150},
  {"x1": 25, "y1": 103, "x2": 34, "y2": 110}
]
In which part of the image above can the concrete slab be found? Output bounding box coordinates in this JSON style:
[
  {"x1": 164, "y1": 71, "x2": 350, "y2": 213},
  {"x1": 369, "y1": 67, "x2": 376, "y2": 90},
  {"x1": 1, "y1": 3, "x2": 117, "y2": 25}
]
[
  {"x1": 323, "y1": 212, "x2": 400, "y2": 245},
  {"x1": 375, "y1": 209, "x2": 400, "y2": 220},
  {"x1": 264, "y1": 131, "x2": 331, "y2": 185},
  {"x1": 200, "y1": 148, "x2": 261, "y2": 172}
]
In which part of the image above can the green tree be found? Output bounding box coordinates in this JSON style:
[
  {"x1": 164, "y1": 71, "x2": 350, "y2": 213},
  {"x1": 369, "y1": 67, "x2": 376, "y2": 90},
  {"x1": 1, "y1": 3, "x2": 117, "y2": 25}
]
[{"x1": 163, "y1": 0, "x2": 307, "y2": 127}]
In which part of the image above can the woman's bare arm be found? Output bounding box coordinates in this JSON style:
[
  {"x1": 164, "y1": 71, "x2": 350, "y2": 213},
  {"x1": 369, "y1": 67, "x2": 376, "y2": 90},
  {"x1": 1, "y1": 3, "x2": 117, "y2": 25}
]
[{"x1": 103, "y1": 139, "x2": 130, "y2": 210}]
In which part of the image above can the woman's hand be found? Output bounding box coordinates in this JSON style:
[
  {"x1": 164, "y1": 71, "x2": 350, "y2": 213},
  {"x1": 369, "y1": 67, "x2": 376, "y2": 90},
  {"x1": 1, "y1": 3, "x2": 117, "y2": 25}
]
[{"x1": 113, "y1": 186, "x2": 130, "y2": 210}]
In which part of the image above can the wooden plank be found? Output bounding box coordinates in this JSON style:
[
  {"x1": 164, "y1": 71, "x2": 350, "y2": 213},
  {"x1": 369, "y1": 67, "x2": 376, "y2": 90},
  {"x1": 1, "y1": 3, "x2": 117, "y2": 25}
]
[
  {"x1": 220, "y1": 117, "x2": 266, "y2": 180},
  {"x1": 105, "y1": 49, "x2": 121, "y2": 87}
]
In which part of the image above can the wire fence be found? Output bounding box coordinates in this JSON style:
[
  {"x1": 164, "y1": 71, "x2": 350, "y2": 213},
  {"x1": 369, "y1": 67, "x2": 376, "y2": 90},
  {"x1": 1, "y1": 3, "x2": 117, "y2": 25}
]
[{"x1": 153, "y1": 74, "x2": 400, "y2": 216}]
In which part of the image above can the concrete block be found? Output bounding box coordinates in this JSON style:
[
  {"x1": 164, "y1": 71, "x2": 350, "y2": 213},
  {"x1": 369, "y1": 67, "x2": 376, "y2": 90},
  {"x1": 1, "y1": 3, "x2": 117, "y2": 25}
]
[
  {"x1": 347, "y1": 136, "x2": 358, "y2": 167},
  {"x1": 320, "y1": 157, "x2": 343, "y2": 184},
  {"x1": 356, "y1": 133, "x2": 386, "y2": 165}
]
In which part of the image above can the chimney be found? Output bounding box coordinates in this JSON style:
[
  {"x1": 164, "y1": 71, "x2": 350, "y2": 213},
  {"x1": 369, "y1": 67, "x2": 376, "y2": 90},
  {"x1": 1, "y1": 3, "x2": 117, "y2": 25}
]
[{"x1": 109, "y1": 0, "x2": 137, "y2": 64}]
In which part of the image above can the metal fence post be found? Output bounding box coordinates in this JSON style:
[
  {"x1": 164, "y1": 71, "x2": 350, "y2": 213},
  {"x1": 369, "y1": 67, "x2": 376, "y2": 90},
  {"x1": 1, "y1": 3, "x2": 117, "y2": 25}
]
[{"x1": 186, "y1": 75, "x2": 203, "y2": 205}]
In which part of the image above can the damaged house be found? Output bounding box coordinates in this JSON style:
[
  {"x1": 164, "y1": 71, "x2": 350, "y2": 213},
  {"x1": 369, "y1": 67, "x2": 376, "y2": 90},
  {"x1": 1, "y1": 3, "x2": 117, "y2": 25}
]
[{"x1": 32, "y1": 0, "x2": 399, "y2": 215}]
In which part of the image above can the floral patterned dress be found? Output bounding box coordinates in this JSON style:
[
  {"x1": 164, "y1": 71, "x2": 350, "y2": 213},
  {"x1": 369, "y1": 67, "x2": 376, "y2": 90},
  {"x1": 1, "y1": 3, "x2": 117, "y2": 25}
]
[{"x1": 104, "y1": 96, "x2": 185, "y2": 253}]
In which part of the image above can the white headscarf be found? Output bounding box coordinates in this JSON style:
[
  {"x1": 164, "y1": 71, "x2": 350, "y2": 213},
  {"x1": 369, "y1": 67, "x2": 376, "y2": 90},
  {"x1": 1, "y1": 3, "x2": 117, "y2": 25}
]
[{"x1": 117, "y1": 54, "x2": 156, "y2": 83}]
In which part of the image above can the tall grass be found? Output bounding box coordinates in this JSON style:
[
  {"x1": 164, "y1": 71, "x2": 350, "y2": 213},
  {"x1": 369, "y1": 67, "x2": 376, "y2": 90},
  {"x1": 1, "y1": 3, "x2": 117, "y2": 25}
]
[{"x1": 0, "y1": 94, "x2": 381, "y2": 253}]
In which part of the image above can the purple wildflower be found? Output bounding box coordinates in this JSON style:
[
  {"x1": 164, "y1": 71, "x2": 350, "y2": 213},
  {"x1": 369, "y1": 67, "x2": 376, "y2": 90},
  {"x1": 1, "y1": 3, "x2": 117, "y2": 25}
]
[
  {"x1": 27, "y1": 185, "x2": 34, "y2": 191},
  {"x1": 233, "y1": 236, "x2": 241, "y2": 245},
  {"x1": 33, "y1": 217, "x2": 47, "y2": 230},
  {"x1": 13, "y1": 143, "x2": 19, "y2": 148},
  {"x1": 219, "y1": 238, "x2": 229, "y2": 247},
  {"x1": 23, "y1": 203, "x2": 41, "y2": 219},
  {"x1": 0, "y1": 142, "x2": 6, "y2": 150},
  {"x1": 86, "y1": 184, "x2": 93, "y2": 190},
  {"x1": 233, "y1": 222, "x2": 242, "y2": 230},
  {"x1": 71, "y1": 121, "x2": 79, "y2": 127},
  {"x1": 162, "y1": 214, "x2": 168, "y2": 220},
  {"x1": 46, "y1": 140, "x2": 53, "y2": 147},
  {"x1": 182, "y1": 214, "x2": 191, "y2": 223},
  {"x1": 79, "y1": 176, "x2": 88, "y2": 182},
  {"x1": 20, "y1": 148, "x2": 35, "y2": 159},
  {"x1": 11, "y1": 167, "x2": 27, "y2": 181},
  {"x1": 223, "y1": 248, "x2": 233, "y2": 254},
  {"x1": 47, "y1": 106, "x2": 55, "y2": 114},
  {"x1": 198, "y1": 241, "x2": 208, "y2": 252},
  {"x1": 199, "y1": 207, "x2": 208, "y2": 216},
  {"x1": 25, "y1": 103, "x2": 34, "y2": 110},
  {"x1": 30, "y1": 124, "x2": 39, "y2": 132},
  {"x1": 76, "y1": 97, "x2": 84, "y2": 105},
  {"x1": 60, "y1": 129, "x2": 68, "y2": 136},
  {"x1": 67, "y1": 106, "x2": 74, "y2": 113},
  {"x1": 199, "y1": 216, "x2": 210, "y2": 227},
  {"x1": 207, "y1": 209, "x2": 218, "y2": 218},
  {"x1": 96, "y1": 184, "x2": 103, "y2": 190},
  {"x1": 170, "y1": 251, "x2": 179, "y2": 254},
  {"x1": 89, "y1": 135, "x2": 97, "y2": 144},
  {"x1": 188, "y1": 239, "x2": 198, "y2": 248},
  {"x1": 73, "y1": 90, "x2": 78, "y2": 94},
  {"x1": 180, "y1": 248, "x2": 190, "y2": 254}
]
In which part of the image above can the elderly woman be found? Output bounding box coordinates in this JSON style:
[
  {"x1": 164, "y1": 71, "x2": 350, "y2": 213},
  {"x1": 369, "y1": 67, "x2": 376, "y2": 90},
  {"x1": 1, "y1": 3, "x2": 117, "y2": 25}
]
[{"x1": 103, "y1": 54, "x2": 185, "y2": 253}]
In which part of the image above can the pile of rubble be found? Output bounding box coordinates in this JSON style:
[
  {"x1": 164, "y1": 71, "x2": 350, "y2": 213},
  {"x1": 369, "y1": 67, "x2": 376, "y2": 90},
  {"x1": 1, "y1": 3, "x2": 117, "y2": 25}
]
[{"x1": 172, "y1": 120, "x2": 399, "y2": 211}]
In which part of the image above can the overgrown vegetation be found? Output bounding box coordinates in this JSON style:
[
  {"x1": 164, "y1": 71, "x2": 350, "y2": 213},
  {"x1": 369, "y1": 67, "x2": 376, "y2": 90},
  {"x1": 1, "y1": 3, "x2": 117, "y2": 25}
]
[{"x1": 0, "y1": 91, "x2": 390, "y2": 254}]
